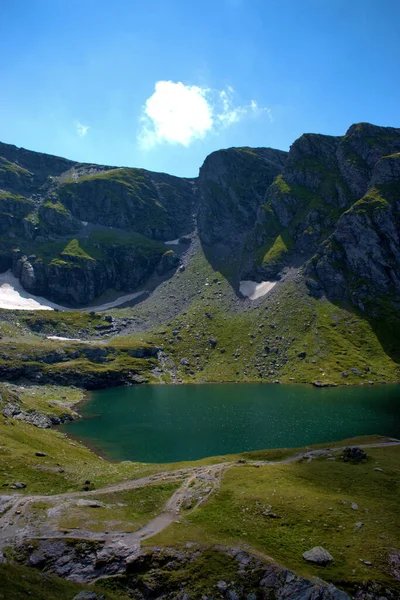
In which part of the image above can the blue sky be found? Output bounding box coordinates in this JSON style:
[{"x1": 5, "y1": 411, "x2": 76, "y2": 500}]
[{"x1": 1, "y1": 0, "x2": 399, "y2": 177}]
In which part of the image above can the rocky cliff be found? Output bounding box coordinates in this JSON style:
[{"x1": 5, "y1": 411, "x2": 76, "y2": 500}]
[
  {"x1": 1, "y1": 122, "x2": 399, "y2": 308},
  {"x1": 0, "y1": 141, "x2": 195, "y2": 305}
]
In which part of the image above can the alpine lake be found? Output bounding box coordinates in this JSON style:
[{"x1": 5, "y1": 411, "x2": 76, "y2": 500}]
[{"x1": 61, "y1": 383, "x2": 400, "y2": 463}]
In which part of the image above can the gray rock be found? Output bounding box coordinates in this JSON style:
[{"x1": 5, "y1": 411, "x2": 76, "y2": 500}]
[
  {"x1": 350, "y1": 368, "x2": 361, "y2": 375},
  {"x1": 302, "y1": 546, "x2": 334, "y2": 565},
  {"x1": 217, "y1": 580, "x2": 228, "y2": 592},
  {"x1": 341, "y1": 447, "x2": 368, "y2": 462},
  {"x1": 72, "y1": 592, "x2": 104, "y2": 600},
  {"x1": 10, "y1": 482, "x2": 26, "y2": 489}
]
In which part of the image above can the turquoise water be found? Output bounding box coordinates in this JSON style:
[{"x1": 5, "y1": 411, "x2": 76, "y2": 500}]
[{"x1": 62, "y1": 384, "x2": 400, "y2": 463}]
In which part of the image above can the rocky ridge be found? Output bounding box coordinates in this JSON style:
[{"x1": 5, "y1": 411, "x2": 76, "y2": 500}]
[{"x1": 1, "y1": 122, "x2": 400, "y2": 310}]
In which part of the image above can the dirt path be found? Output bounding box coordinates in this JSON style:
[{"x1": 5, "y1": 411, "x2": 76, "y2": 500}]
[{"x1": 0, "y1": 440, "x2": 399, "y2": 556}]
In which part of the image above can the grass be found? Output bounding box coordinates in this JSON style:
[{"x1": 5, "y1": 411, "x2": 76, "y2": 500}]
[
  {"x1": 140, "y1": 261, "x2": 399, "y2": 385},
  {"x1": 0, "y1": 383, "x2": 170, "y2": 495},
  {"x1": 0, "y1": 191, "x2": 34, "y2": 218},
  {"x1": 148, "y1": 445, "x2": 400, "y2": 594},
  {"x1": 60, "y1": 238, "x2": 95, "y2": 261},
  {"x1": 0, "y1": 383, "x2": 84, "y2": 418},
  {"x1": 0, "y1": 156, "x2": 31, "y2": 177},
  {"x1": 55, "y1": 482, "x2": 180, "y2": 533},
  {"x1": 258, "y1": 233, "x2": 291, "y2": 269},
  {"x1": 42, "y1": 200, "x2": 70, "y2": 214},
  {"x1": 0, "y1": 563, "x2": 125, "y2": 600},
  {"x1": 352, "y1": 186, "x2": 389, "y2": 216}
]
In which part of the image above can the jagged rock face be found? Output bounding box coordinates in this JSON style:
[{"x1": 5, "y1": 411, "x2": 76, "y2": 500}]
[
  {"x1": 0, "y1": 141, "x2": 74, "y2": 194},
  {"x1": 197, "y1": 147, "x2": 287, "y2": 247},
  {"x1": 308, "y1": 162, "x2": 400, "y2": 308},
  {"x1": 11, "y1": 240, "x2": 176, "y2": 306},
  {"x1": 251, "y1": 123, "x2": 400, "y2": 297},
  {"x1": 0, "y1": 142, "x2": 192, "y2": 305},
  {"x1": 38, "y1": 202, "x2": 82, "y2": 235},
  {"x1": 58, "y1": 168, "x2": 196, "y2": 240},
  {"x1": 1, "y1": 123, "x2": 399, "y2": 308}
]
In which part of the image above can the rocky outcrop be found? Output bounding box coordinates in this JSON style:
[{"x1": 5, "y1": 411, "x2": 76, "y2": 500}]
[
  {"x1": 10, "y1": 236, "x2": 175, "y2": 306},
  {"x1": 58, "y1": 168, "x2": 196, "y2": 240},
  {"x1": 197, "y1": 147, "x2": 287, "y2": 248},
  {"x1": 250, "y1": 123, "x2": 400, "y2": 298},
  {"x1": 16, "y1": 541, "x2": 350, "y2": 599},
  {"x1": 38, "y1": 201, "x2": 82, "y2": 235},
  {"x1": 0, "y1": 141, "x2": 195, "y2": 305},
  {"x1": 307, "y1": 155, "x2": 400, "y2": 308},
  {"x1": 2, "y1": 401, "x2": 73, "y2": 428}
]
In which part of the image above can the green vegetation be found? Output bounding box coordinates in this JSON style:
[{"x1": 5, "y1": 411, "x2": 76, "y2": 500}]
[
  {"x1": 42, "y1": 200, "x2": 70, "y2": 214},
  {"x1": 0, "y1": 156, "x2": 31, "y2": 177},
  {"x1": 88, "y1": 228, "x2": 166, "y2": 257},
  {"x1": 138, "y1": 249, "x2": 399, "y2": 385},
  {"x1": 60, "y1": 238, "x2": 96, "y2": 261},
  {"x1": 58, "y1": 167, "x2": 184, "y2": 233},
  {"x1": 0, "y1": 386, "x2": 165, "y2": 495},
  {"x1": 0, "y1": 191, "x2": 34, "y2": 217},
  {"x1": 55, "y1": 482, "x2": 179, "y2": 533},
  {"x1": 257, "y1": 233, "x2": 291, "y2": 269},
  {"x1": 0, "y1": 563, "x2": 125, "y2": 600},
  {"x1": 1, "y1": 383, "x2": 84, "y2": 418},
  {"x1": 149, "y1": 445, "x2": 400, "y2": 594},
  {"x1": 353, "y1": 186, "x2": 390, "y2": 216}
]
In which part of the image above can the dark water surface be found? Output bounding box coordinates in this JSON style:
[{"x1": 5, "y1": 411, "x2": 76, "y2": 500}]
[{"x1": 62, "y1": 384, "x2": 400, "y2": 463}]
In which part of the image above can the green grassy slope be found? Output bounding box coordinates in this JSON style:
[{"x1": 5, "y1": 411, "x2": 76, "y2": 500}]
[{"x1": 149, "y1": 445, "x2": 400, "y2": 596}]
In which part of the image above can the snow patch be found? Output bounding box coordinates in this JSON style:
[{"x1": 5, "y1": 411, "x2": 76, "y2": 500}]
[
  {"x1": 81, "y1": 221, "x2": 88, "y2": 226},
  {"x1": 0, "y1": 271, "x2": 64, "y2": 311},
  {"x1": 239, "y1": 280, "x2": 277, "y2": 300},
  {"x1": 0, "y1": 271, "x2": 148, "y2": 312},
  {"x1": 47, "y1": 336, "x2": 84, "y2": 342},
  {"x1": 165, "y1": 238, "x2": 179, "y2": 245}
]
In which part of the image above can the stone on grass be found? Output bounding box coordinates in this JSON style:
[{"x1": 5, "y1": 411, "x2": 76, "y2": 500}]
[
  {"x1": 217, "y1": 581, "x2": 228, "y2": 592},
  {"x1": 302, "y1": 546, "x2": 334, "y2": 565},
  {"x1": 72, "y1": 592, "x2": 104, "y2": 600},
  {"x1": 340, "y1": 447, "x2": 367, "y2": 463}
]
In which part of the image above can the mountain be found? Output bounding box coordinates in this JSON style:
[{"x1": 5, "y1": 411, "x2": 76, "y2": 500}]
[
  {"x1": 1, "y1": 125, "x2": 400, "y2": 600},
  {"x1": 0, "y1": 141, "x2": 196, "y2": 304},
  {"x1": 0, "y1": 122, "x2": 400, "y2": 387}
]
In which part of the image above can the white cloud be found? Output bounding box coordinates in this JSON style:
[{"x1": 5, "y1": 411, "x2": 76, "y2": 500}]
[
  {"x1": 138, "y1": 80, "x2": 270, "y2": 149},
  {"x1": 76, "y1": 121, "x2": 89, "y2": 137}
]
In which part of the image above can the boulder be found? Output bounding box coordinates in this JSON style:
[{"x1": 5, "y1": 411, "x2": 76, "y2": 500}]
[
  {"x1": 302, "y1": 546, "x2": 334, "y2": 565},
  {"x1": 72, "y1": 592, "x2": 104, "y2": 600},
  {"x1": 340, "y1": 447, "x2": 368, "y2": 463}
]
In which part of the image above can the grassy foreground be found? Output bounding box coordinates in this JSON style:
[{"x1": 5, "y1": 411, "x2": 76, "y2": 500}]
[
  {"x1": 149, "y1": 444, "x2": 400, "y2": 595},
  {"x1": 0, "y1": 381, "x2": 399, "y2": 598}
]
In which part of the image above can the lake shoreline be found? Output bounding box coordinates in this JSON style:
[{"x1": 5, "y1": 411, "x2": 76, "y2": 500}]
[{"x1": 61, "y1": 382, "x2": 400, "y2": 464}]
